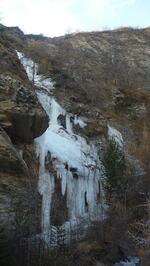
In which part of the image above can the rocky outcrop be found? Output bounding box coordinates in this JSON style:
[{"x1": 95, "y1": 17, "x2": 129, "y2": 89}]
[
  {"x1": 0, "y1": 127, "x2": 41, "y2": 239},
  {"x1": 0, "y1": 73, "x2": 48, "y2": 239},
  {"x1": 0, "y1": 28, "x2": 49, "y2": 241},
  {"x1": 0, "y1": 127, "x2": 28, "y2": 174},
  {"x1": 0, "y1": 74, "x2": 45, "y2": 241},
  {"x1": 0, "y1": 24, "x2": 25, "y2": 40},
  {"x1": 0, "y1": 74, "x2": 48, "y2": 143}
]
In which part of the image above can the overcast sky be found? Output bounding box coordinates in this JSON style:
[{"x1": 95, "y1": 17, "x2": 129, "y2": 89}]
[{"x1": 0, "y1": 0, "x2": 149, "y2": 37}]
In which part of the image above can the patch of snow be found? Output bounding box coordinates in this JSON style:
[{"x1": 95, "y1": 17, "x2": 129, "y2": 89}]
[
  {"x1": 74, "y1": 115, "x2": 87, "y2": 128},
  {"x1": 115, "y1": 257, "x2": 140, "y2": 266},
  {"x1": 108, "y1": 125, "x2": 123, "y2": 147},
  {"x1": 16, "y1": 148, "x2": 23, "y2": 158}
]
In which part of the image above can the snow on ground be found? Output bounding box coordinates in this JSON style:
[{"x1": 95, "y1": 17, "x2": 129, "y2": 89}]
[
  {"x1": 108, "y1": 125, "x2": 123, "y2": 147},
  {"x1": 115, "y1": 257, "x2": 140, "y2": 266},
  {"x1": 74, "y1": 115, "x2": 87, "y2": 128}
]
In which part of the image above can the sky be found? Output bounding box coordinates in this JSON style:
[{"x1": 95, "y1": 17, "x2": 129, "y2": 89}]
[{"x1": 0, "y1": 0, "x2": 149, "y2": 37}]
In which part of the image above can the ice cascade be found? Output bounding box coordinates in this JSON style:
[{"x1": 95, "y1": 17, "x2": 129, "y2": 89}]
[{"x1": 17, "y1": 51, "x2": 105, "y2": 245}]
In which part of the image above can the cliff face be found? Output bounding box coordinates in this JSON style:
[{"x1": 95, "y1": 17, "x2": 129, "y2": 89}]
[
  {"x1": 0, "y1": 127, "x2": 41, "y2": 239},
  {"x1": 0, "y1": 25, "x2": 49, "y2": 241},
  {"x1": 0, "y1": 24, "x2": 150, "y2": 263}
]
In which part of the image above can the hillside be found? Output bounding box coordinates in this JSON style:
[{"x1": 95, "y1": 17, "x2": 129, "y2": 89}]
[
  {"x1": 0, "y1": 24, "x2": 150, "y2": 266},
  {"x1": 25, "y1": 26, "x2": 150, "y2": 188}
]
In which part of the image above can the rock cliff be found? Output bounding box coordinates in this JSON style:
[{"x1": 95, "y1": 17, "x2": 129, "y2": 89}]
[{"x1": 0, "y1": 25, "x2": 48, "y2": 242}]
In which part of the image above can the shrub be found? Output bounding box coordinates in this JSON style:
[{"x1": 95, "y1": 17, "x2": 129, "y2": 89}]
[{"x1": 103, "y1": 138, "x2": 127, "y2": 201}]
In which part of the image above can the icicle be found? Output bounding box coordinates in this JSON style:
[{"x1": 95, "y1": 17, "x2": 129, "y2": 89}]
[
  {"x1": 66, "y1": 114, "x2": 72, "y2": 133},
  {"x1": 35, "y1": 137, "x2": 55, "y2": 243}
]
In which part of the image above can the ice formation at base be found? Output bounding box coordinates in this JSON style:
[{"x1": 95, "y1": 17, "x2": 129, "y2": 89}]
[{"x1": 17, "y1": 51, "x2": 105, "y2": 245}]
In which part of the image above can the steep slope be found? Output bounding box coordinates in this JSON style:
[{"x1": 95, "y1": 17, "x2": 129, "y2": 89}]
[
  {"x1": 22, "y1": 27, "x2": 150, "y2": 264},
  {"x1": 0, "y1": 24, "x2": 150, "y2": 265},
  {"x1": 26, "y1": 27, "x2": 150, "y2": 186}
]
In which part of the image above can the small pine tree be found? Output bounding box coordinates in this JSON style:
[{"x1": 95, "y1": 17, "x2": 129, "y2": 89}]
[{"x1": 103, "y1": 138, "x2": 127, "y2": 201}]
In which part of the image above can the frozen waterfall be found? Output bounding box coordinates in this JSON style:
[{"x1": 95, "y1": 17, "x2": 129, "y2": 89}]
[{"x1": 17, "y1": 51, "x2": 105, "y2": 245}]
